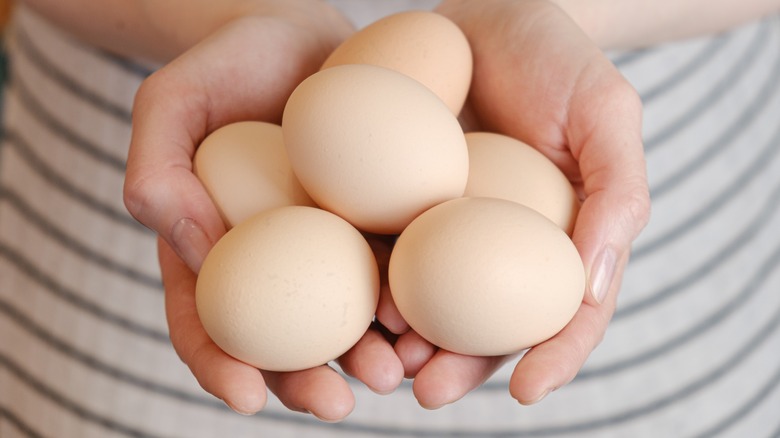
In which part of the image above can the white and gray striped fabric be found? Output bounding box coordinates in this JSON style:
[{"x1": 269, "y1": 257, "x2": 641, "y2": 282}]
[{"x1": 1, "y1": 3, "x2": 779, "y2": 437}]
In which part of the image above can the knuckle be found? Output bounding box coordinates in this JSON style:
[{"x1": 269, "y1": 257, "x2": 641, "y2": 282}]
[{"x1": 122, "y1": 173, "x2": 156, "y2": 227}]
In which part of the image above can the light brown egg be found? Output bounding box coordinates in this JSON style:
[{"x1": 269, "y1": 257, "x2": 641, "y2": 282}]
[
  {"x1": 321, "y1": 10, "x2": 472, "y2": 115},
  {"x1": 282, "y1": 64, "x2": 469, "y2": 235},
  {"x1": 463, "y1": 132, "x2": 580, "y2": 235},
  {"x1": 388, "y1": 197, "x2": 585, "y2": 356},
  {"x1": 193, "y1": 121, "x2": 316, "y2": 229},
  {"x1": 196, "y1": 206, "x2": 380, "y2": 372}
]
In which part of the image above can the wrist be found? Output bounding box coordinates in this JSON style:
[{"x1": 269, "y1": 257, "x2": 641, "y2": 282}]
[
  {"x1": 141, "y1": 1, "x2": 353, "y2": 62},
  {"x1": 548, "y1": 1, "x2": 610, "y2": 47}
]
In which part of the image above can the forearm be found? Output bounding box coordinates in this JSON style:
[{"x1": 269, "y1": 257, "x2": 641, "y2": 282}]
[
  {"x1": 19, "y1": 0, "x2": 351, "y2": 62},
  {"x1": 554, "y1": 0, "x2": 780, "y2": 48}
]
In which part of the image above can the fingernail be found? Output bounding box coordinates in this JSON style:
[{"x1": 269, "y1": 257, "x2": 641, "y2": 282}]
[
  {"x1": 589, "y1": 247, "x2": 617, "y2": 304},
  {"x1": 223, "y1": 400, "x2": 256, "y2": 416},
  {"x1": 525, "y1": 388, "x2": 551, "y2": 405},
  {"x1": 171, "y1": 217, "x2": 212, "y2": 274},
  {"x1": 311, "y1": 413, "x2": 345, "y2": 424}
]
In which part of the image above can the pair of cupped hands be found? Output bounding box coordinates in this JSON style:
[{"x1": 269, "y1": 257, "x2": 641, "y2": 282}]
[{"x1": 124, "y1": 0, "x2": 650, "y2": 422}]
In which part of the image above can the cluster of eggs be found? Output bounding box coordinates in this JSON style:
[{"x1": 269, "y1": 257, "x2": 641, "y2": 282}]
[{"x1": 194, "y1": 11, "x2": 585, "y2": 373}]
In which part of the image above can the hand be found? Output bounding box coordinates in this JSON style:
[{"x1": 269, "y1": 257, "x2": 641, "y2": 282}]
[
  {"x1": 125, "y1": 5, "x2": 404, "y2": 420},
  {"x1": 125, "y1": 4, "x2": 352, "y2": 274},
  {"x1": 386, "y1": 0, "x2": 651, "y2": 408}
]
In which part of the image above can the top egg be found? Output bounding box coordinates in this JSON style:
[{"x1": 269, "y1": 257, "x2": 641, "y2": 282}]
[
  {"x1": 282, "y1": 64, "x2": 469, "y2": 235},
  {"x1": 321, "y1": 10, "x2": 472, "y2": 115}
]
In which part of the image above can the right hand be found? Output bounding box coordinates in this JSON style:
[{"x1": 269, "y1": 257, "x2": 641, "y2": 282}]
[{"x1": 125, "y1": 4, "x2": 404, "y2": 420}]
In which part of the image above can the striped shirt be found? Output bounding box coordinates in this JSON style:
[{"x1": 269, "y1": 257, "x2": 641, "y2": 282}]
[{"x1": 1, "y1": 3, "x2": 779, "y2": 437}]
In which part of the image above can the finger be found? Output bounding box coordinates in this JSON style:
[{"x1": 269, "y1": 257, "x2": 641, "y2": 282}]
[
  {"x1": 509, "y1": 250, "x2": 628, "y2": 405},
  {"x1": 394, "y1": 330, "x2": 437, "y2": 378},
  {"x1": 376, "y1": 284, "x2": 409, "y2": 335},
  {"x1": 412, "y1": 350, "x2": 509, "y2": 410},
  {"x1": 364, "y1": 234, "x2": 409, "y2": 334},
  {"x1": 263, "y1": 365, "x2": 355, "y2": 423},
  {"x1": 125, "y1": 62, "x2": 228, "y2": 273},
  {"x1": 337, "y1": 323, "x2": 405, "y2": 395},
  {"x1": 567, "y1": 74, "x2": 650, "y2": 305},
  {"x1": 159, "y1": 237, "x2": 267, "y2": 415},
  {"x1": 394, "y1": 330, "x2": 438, "y2": 379},
  {"x1": 445, "y1": 1, "x2": 650, "y2": 305}
]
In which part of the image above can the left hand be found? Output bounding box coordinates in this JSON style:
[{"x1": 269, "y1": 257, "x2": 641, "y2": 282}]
[{"x1": 381, "y1": 0, "x2": 651, "y2": 408}]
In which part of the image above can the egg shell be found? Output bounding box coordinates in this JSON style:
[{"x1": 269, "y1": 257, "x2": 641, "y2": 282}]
[
  {"x1": 193, "y1": 121, "x2": 316, "y2": 228},
  {"x1": 282, "y1": 64, "x2": 469, "y2": 234},
  {"x1": 463, "y1": 132, "x2": 580, "y2": 235},
  {"x1": 321, "y1": 10, "x2": 473, "y2": 115},
  {"x1": 388, "y1": 197, "x2": 585, "y2": 356},
  {"x1": 196, "y1": 206, "x2": 380, "y2": 372}
]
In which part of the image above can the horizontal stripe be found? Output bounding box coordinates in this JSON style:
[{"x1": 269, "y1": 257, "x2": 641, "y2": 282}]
[
  {"x1": 0, "y1": 242, "x2": 167, "y2": 343},
  {"x1": 96, "y1": 50, "x2": 155, "y2": 80},
  {"x1": 617, "y1": 172, "x2": 780, "y2": 319},
  {"x1": 0, "y1": 292, "x2": 355, "y2": 433},
  {"x1": 0, "y1": 351, "x2": 159, "y2": 438},
  {"x1": 0, "y1": 296, "x2": 217, "y2": 409},
  {"x1": 649, "y1": 60, "x2": 780, "y2": 203},
  {"x1": 633, "y1": 109, "x2": 780, "y2": 260},
  {"x1": 0, "y1": 404, "x2": 43, "y2": 438},
  {"x1": 580, "y1": 230, "x2": 780, "y2": 380},
  {"x1": 691, "y1": 363, "x2": 780, "y2": 437},
  {"x1": 2, "y1": 129, "x2": 145, "y2": 232},
  {"x1": 0, "y1": 186, "x2": 161, "y2": 290},
  {"x1": 0, "y1": 314, "x2": 358, "y2": 435},
  {"x1": 611, "y1": 48, "x2": 653, "y2": 68},
  {"x1": 9, "y1": 72, "x2": 127, "y2": 173},
  {"x1": 644, "y1": 21, "x2": 769, "y2": 152},
  {"x1": 493, "y1": 301, "x2": 780, "y2": 437},
  {"x1": 772, "y1": 421, "x2": 780, "y2": 438},
  {"x1": 14, "y1": 24, "x2": 132, "y2": 124},
  {"x1": 640, "y1": 34, "x2": 730, "y2": 104}
]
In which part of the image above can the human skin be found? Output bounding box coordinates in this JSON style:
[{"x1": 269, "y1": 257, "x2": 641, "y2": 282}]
[
  {"x1": 553, "y1": 0, "x2": 780, "y2": 49},
  {"x1": 123, "y1": 6, "x2": 407, "y2": 420},
  {"x1": 367, "y1": 0, "x2": 650, "y2": 408},
  {"x1": 19, "y1": 0, "x2": 780, "y2": 420}
]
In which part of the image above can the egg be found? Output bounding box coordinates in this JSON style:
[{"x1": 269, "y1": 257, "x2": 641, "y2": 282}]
[
  {"x1": 282, "y1": 64, "x2": 469, "y2": 235},
  {"x1": 321, "y1": 10, "x2": 472, "y2": 115},
  {"x1": 463, "y1": 132, "x2": 580, "y2": 235},
  {"x1": 196, "y1": 206, "x2": 380, "y2": 372},
  {"x1": 193, "y1": 121, "x2": 316, "y2": 228},
  {"x1": 388, "y1": 197, "x2": 585, "y2": 356}
]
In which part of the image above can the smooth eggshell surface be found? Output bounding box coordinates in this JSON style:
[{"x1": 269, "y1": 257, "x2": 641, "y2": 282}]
[
  {"x1": 193, "y1": 121, "x2": 316, "y2": 228},
  {"x1": 196, "y1": 206, "x2": 380, "y2": 372},
  {"x1": 321, "y1": 10, "x2": 472, "y2": 115},
  {"x1": 388, "y1": 197, "x2": 585, "y2": 356},
  {"x1": 463, "y1": 132, "x2": 580, "y2": 235},
  {"x1": 282, "y1": 64, "x2": 469, "y2": 234}
]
